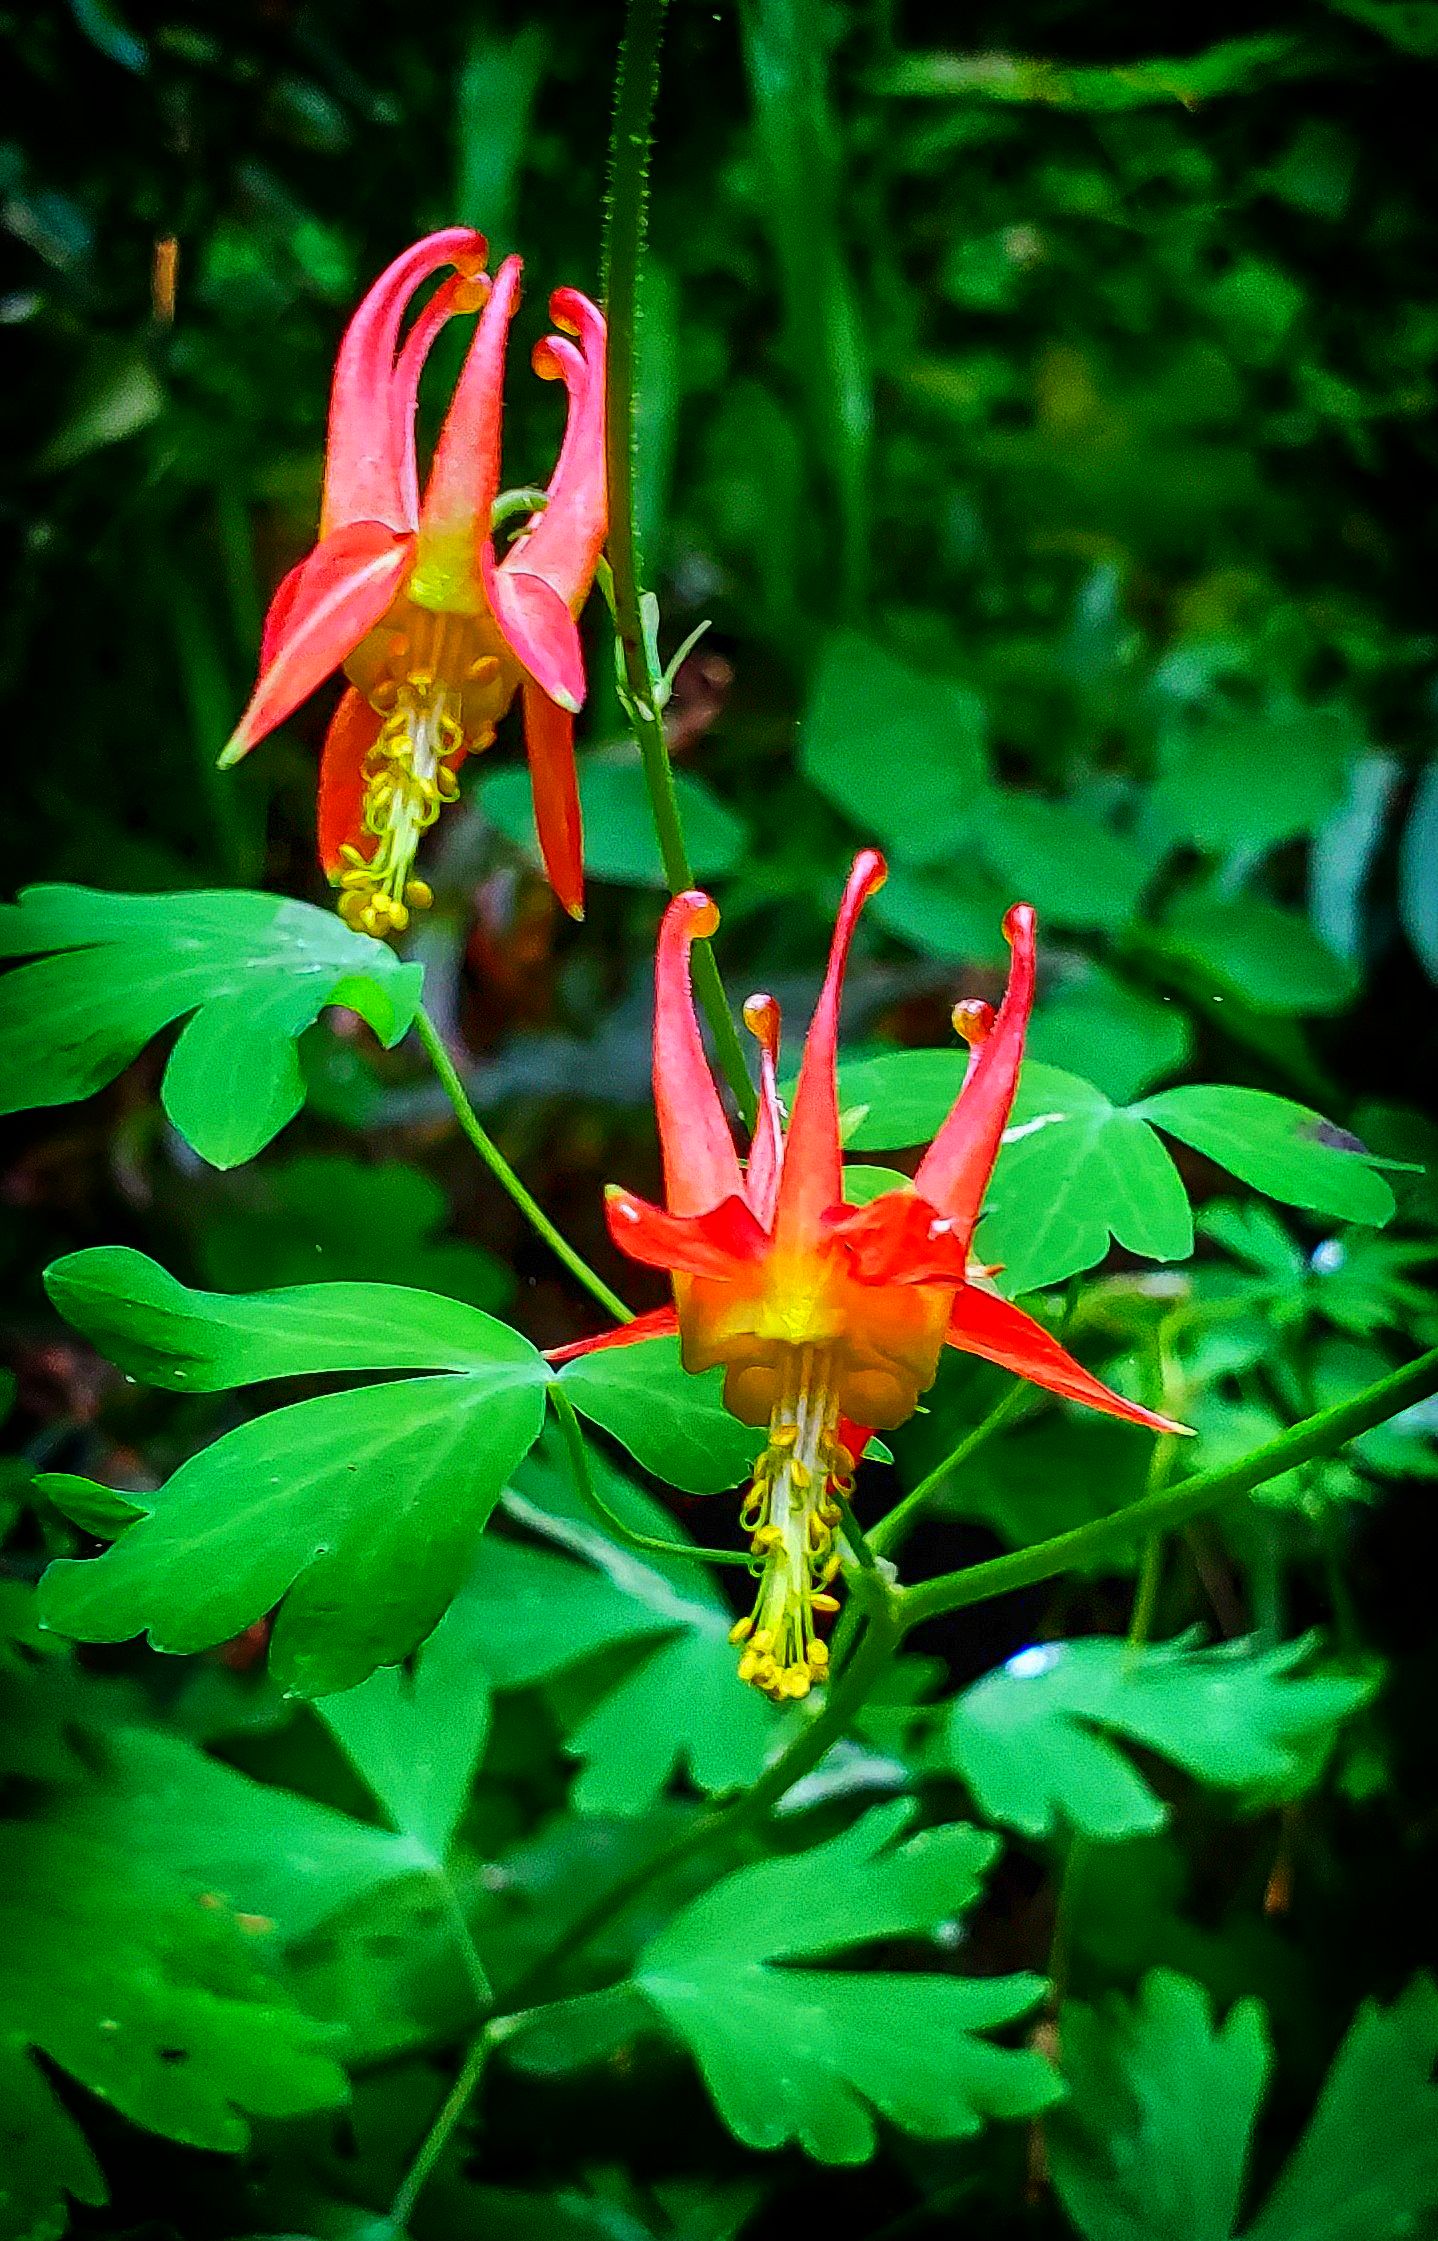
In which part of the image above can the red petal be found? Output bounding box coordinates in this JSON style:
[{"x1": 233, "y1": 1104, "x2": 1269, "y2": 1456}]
[
  {"x1": 322, "y1": 228, "x2": 487, "y2": 538},
  {"x1": 771, "y1": 851, "x2": 887, "y2": 1253},
  {"x1": 605, "y1": 1188, "x2": 767, "y2": 1280},
  {"x1": 488, "y1": 564, "x2": 586, "y2": 712},
  {"x1": 828, "y1": 1189, "x2": 972, "y2": 1287},
  {"x1": 391, "y1": 267, "x2": 489, "y2": 528},
  {"x1": 258, "y1": 552, "x2": 308, "y2": 674},
  {"x1": 504, "y1": 288, "x2": 607, "y2": 608},
  {"x1": 416, "y1": 252, "x2": 522, "y2": 590},
  {"x1": 653, "y1": 891, "x2": 746, "y2": 1217},
  {"x1": 945, "y1": 1285, "x2": 1190, "y2": 1435},
  {"x1": 836, "y1": 1417, "x2": 871, "y2": 1469},
  {"x1": 544, "y1": 1304, "x2": 679, "y2": 1366},
  {"x1": 222, "y1": 522, "x2": 414, "y2": 764},
  {"x1": 521, "y1": 679, "x2": 584, "y2": 920},
  {"x1": 741, "y1": 992, "x2": 784, "y2": 1228},
  {"x1": 914, "y1": 903, "x2": 1037, "y2": 1249},
  {"x1": 316, "y1": 687, "x2": 382, "y2": 876}
]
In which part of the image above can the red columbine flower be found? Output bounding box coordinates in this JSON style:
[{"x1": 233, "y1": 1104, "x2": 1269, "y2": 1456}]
[
  {"x1": 221, "y1": 228, "x2": 607, "y2": 930},
  {"x1": 552, "y1": 851, "x2": 1187, "y2": 1701}
]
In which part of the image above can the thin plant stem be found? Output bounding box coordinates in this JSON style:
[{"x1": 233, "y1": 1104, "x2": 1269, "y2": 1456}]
[
  {"x1": 868, "y1": 1383, "x2": 1028, "y2": 1560},
  {"x1": 549, "y1": 1387, "x2": 752, "y2": 1568},
  {"x1": 434, "y1": 1875, "x2": 493, "y2": 2011},
  {"x1": 831, "y1": 1486, "x2": 880, "y2": 1572},
  {"x1": 387, "y1": 2030, "x2": 491, "y2": 2232},
  {"x1": 413, "y1": 1005, "x2": 631, "y2": 1325},
  {"x1": 901, "y1": 1346, "x2": 1438, "y2": 1632},
  {"x1": 1125, "y1": 1534, "x2": 1165, "y2": 1657},
  {"x1": 602, "y1": 0, "x2": 756, "y2": 1127}
]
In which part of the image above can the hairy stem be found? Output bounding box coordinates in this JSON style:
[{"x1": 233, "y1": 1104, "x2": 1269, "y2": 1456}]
[
  {"x1": 413, "y1": 1006, "x2": 631, "y2": 1325},
  {"x1": 602, "y1": 0, "x2": 756, "y2": 1126},
  {"x1": 386, "y1": 2030, "x2": 491, "y2": 2231}
]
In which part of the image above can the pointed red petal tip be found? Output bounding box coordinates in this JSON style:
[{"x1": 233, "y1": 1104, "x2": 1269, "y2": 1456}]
[
  {"x1": 742, "y1": 992, "x2": 781, "y2": 1062},
  {"x1": 673, "y1": 890, "x2": 720, "y2": 942},
  {"x1": 952, "y1": 998, "x2": 994, "y2": 1047},
  {"x1": 321, "y1": 228, "x2": 488, "y2": 539}
]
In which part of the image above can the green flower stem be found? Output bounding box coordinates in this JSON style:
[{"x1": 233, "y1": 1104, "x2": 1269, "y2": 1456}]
[
  {"x1": 386, "y1": 2028, "x2": 493, "y2": 2233},
  {"x1": 412, "y1": 1005, "x2": 632, "y2": 1326},
  {"x1": 549, "y1": 1386, "x2": 753, "y2": 1568},
  {"x1": 602, "y1": 0, "x2": 757, "y2": 1129},
  {"x1": 900, "y1": 1345, "x2": 1438, "y2": 1634},
  {"x1": 867, "y1": 1383, "x2": 1029, "y2": 1561}
]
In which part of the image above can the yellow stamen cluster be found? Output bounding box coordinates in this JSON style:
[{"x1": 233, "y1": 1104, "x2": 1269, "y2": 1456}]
[
  {"x1": 336, "y1": 673, "x2": 467, "y2": 938},
  {"x1": 729, "y1": 1349, "x2": 856, "y2": 1702}
]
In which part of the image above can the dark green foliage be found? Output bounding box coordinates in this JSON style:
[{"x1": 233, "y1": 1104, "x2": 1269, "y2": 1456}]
[{"x1": 3, "y1": 0, "x2": 1438, "y2": 2236}]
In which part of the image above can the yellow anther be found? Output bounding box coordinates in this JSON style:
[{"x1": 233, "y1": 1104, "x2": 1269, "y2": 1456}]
[
  {"x1": 780, "y1": 1667, "x2": 812, "y2": 1700},
  {"x1": 467, "y1": 655, "x2": 501, "y2": 686},
  {"x1": 789, "y1": 1459, "x2": 813, "y2": 1492},
  {"x1": 769, "y1": 1423, "x2": 799, "y2": 1451},
  {"x1": 751, "y1": 1628, "x2": 775, "y2": 1656},
  {"x1": 728, "y1": 1615, "x2": 754, "y2": 1646},
  {"x1": 811, "y1": 1592, "x2": 841, "y2": 1614},
  {"x1": 751, "y1": 1523, "x2": 783, "y2": 1553},
  {"x1": 404, "y1": 879, "x2": 434, "y2": 910},
  {"x1": 737, "y1": 1649, "x2": 759, "y2": 1683},
  {"x1": 808, "y1": 1640, "x2": 830, "y2": 1671}
]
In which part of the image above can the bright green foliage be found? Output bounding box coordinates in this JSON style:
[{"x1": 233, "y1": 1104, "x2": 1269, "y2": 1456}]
[
  {"x1": 1027, "y1": 967, "x2": 1192, "y2": 1103},
  {"x1": 479, "y1": 749, "x2": 747, "y2": 887},
  {"x1": 315, "y1": 1596, "x2": 494, "y2": 1867},
  {"x1": 0, "y1": 1824, "x2": 347, "y2": 2241},
  {"x1": 1152, "y1": 701, "x2": 1363, "y2": 855},
  {"x1": 800, "y1": 632, "x2": 988, "y2": 866},
  {"x1": 461, "y1": 1454, "x2": 777, "y2": 1812},
  {"x1": 628, "y1": 1800, "x2": 1060, "y2": 2162},
  {"x1": 0, "y1": 887, "x2": 422, "y2": 1167},
  {"x1": 947, "y1": 1636, "x2": 1373, "y2": 1841},
  {"x1": 1156, "y1": 889, "x2": 1360, "y2": 1015},
  {"x1": 194, "y1": 1153, "x2": 512, "y2": 1308},
  {"x1": 979, "y1": 791, "x2": 1155, "y2": 933},
  {"x1": 1051, "y1": 1971, "x2": 1272, "y2": 2241},
  {"x1": 1138, "y1": 1087, "x2": 1397, "y2": 1227},
  {"x1": 1051, "y1": 1969, "x2": 1438, "y2": 2241},
  {"x1": 837, "y1": 1059, "x2": 1394, "y2": 1291},
  {"x1": 980, "y1": 1067, "x2": 1195, "y2": 1293},
  {"x1": 557, "y1": 1336, "x2": 764, "y2": 1492},
  {"x1": 37, "y1": 1251, "x2": 549, "y2": 1693}
]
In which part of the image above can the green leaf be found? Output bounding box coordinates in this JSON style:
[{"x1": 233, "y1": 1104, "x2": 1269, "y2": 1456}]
[
  {"x1": 194, "y1": 1154, "x2": 511, "y2": 1310},
  {"x1": 934, "y1": 1414, "x2": 1150, "y2": 1564},
  {"x1": 1157, "y1": 888, "x2": 1359, "y2": 1015},
  {"x1": 0, "y1": 886, "x2": 423, "y2": 1168},
  {"x1": 44, "y1": 1246, "x2": 525, "y2": 1390},
  {"x1": 1245, "y1": 1976, "x2": 1438, "y2": 2241},
  {"x1": 60, "y1": 1725, "x2": 425, "y2": 1942},
  {"x1": 558, "y1": 1336, "x2": 763, "y2": 1494},
  {"x1": 479, "y1": 748, "x2": 746, "y2": 888},
  {"x1": 868, "y1": 859, "x2": 1011, "y2": 964},
  {"x1": 947, "y1": 1635, "x2": 1373, "y2": 1842},
  {"x1": 0, "y1": 2037, "x2": 106, "y2": 2241},
  {"x1": 837, "y1": 1047, "x2": 969, "y2": 1151},
  {"x1": 979, "y1": 1066, "x2": 1194, "y2": 1294},
  {"x1": 315, "y1": 1596, "x2": 493, "y2": 1865},
  {"x1": 1050, "y1": 1970, "x2": 1270, "y2": 2241},
  {"x1": 1051, "y1": 1970, "x2": 1438, "y2": 2241},
  {"x1": 628, "y1": 1801, "x2": 1059, "y2": 2162},
  {"x1": 459, "y1": 1448, "x2": 778, "y2": 1813},
  {"x1": 800, "y1": 632, "x2": 988, "y2": 867},
  {"x1": 39, "y1": 1258, "x2": 548, "y2": 1695},
  {"x1": 0, "y1": 1820, "x2": 346, "y2": 2235},
  {"x1": 978, "y1": 793, "x2": 1154, "y2": 933},
  {"x1": 1028, "y1": 967, "x2": 1192, "y2": 1104},
  {"x1": 1138, "y1": 1086, "x2": 1395, "y2": 1227},
  {"x1": 1152, "y1": 703, "x2": 1361, "y2": 856}
]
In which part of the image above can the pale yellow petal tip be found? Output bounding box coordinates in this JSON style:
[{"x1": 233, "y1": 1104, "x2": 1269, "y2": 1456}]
[
  {"x1": 216, "y1": 734, "x2": 248, "y2": 771},
  {"x1": 553, "y1": 687, "x2": 582, "y2": 716}
]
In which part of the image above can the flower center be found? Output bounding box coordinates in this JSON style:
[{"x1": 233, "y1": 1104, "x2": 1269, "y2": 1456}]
[
  {"x1": 729, "y1": 1345, "x2": 856, "y2": 1701},
  {"x1": 335, "y1": 671, "x2": 463, "y2": 938}
]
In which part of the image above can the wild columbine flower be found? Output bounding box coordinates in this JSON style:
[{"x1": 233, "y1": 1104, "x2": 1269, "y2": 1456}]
[
  {"x1": 551, "y1": 851, "x2": 1186, "y2": 1703},
  {"x1": 221, "y1": 228, "x2": 607, "y2": 930}
]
